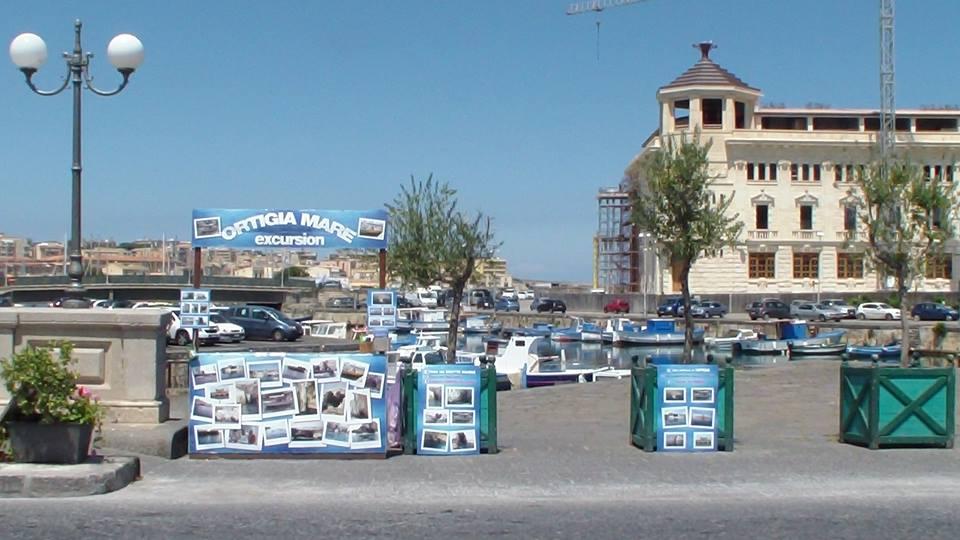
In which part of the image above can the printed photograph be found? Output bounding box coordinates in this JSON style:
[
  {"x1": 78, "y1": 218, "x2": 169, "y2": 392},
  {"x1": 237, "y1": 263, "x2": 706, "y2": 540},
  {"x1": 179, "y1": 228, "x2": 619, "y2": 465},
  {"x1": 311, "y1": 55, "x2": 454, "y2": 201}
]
[
  {"x1": 282, "y1": 358, "x2": 311, "y2": 383},
  {"x1": 191, "y1": 363, "x2": 219, "y2": 387},
  {"x1": 368, "y1": 307, "x2": 383, "y2": 317},
  {"x1": 194, "y1": 426, "x2": 224, "y2": 451},
  {"x1": 662, "y1": 407, "x2": 688, "y2": 428},
  {"x1": 323, "y1": 419, "x2": 351, "y2": 447},
  {"x1": 348, "y1": 390, "x2": 372, "y2": 422},
  {"x1": 349, "y1": 418, "x2": 381, "y2": 449},
  {"x1": 664, "y1": 432, "x2": 687, "y2": 449},
  {"x1": 689, "y1": 407, "x2": 715, "y2": 429},
  {"x1": 206, "y1": 382, "x2": 235, "y2": 403},
  {"x1": 423, "y1": 409, "x2": 449, "y2": 425},
  {"x1": 691, "y1": 387, "x2": 715, "y2": 404},
  {"x1": 182, "y1": 316, "x2": 195, "y2": 327},
  {"x1": 233, "y1": 378, "x2": 262, "y2": 420},
  {"x1": 357, "y1": 217, "x2": 386, "y2": 240},
  {"x1": 312, "y1": 357, "x2": 340, "y2": 382},
  {"x1": 427, "y1": 384, "x2": 443, "y2": 408},
  {"x1": 445, "y1": 386, "x2": 474, "y2": 408},
  {"x1": 339, "y1": 359, "x2": 369, "y2": 387},
  {"x1": 197, "y1": 316, "x2": 209, "y2": 326},
  {"x1": 663, "y1": 387, "x2": 686, "y2": 403},
  {"x1": 261, "y1": 419, "x2": 291, "y2": 446},
  {"x1": 320, "y1": 382, "x2": 348, "y2": 417},
  {"x1": 368, "y1": 318, "x2": 381, "y2": 327},
  {"x1": 198, "y1": 304, "x2": 209, "y2": 314},
  {"x1": 421, "y1": 429, "x2": 449, "y2": 452},
  {"x1": 363, "y1": 372, "x2": 385, "y2": 399},
  {"x1": 289, "y1": 419, "x2": 326, "y2": 448},
  {"x1": 195, "y1": 291, "x2": 209, "y2": 301},
  {"x1": 261, "y1": 387, "x2": 298, "y2": 419},
  {"x1": 190, "y1": 396, "x2": 214, "y2": 423},
  {"x1": 693, "y1": 431, "x2": 715, "y2": 449},
  {"x1": 193, "y1": 216, "x2": 222, "y2": 239},
  {"x1": 247, "y1": 359, "x2": 282, "y2": 388},
  {"x1": 382, "y1": 307, "x2": 395, "y2": 317},
  {"x1": 450, "y1": 410, "x2": 475, "y2": 426},
  {"x1": 225, "y1": 425, "x2": 262, "y2": 452},
  {"x1": 181, "y1": 291, "x2": 195, "y2": 301},
  {"x1": 213, "y1": 403, "x2": 242, "y2": 429},
  {"x1": 450, "y1": 429, "x2": 477, "y2": 452},
  {"x1": 371, "y1": 291, "x2": 393, "y2": 305},
  {"x1": 293, "y1": 380, "x2": 320, "y2": 418},
  {"x1": 218, "y1": 358, "x2": 246, "y2": 382}
]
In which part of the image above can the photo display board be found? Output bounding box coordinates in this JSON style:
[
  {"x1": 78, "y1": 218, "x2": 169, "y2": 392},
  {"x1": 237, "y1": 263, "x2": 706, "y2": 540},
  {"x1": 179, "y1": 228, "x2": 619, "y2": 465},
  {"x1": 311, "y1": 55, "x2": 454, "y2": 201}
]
[
  {"x1": 416, "y1": 365, "x2": 482, "y2": 455},
  {"x1": 180, "y1": 288, "x2": 212, "y2": 329},
  {"x1": 188, "y1": 352, "x2": 388, "y2": 456},
  {"x1": 367, "y1": 289, "x2": 397, "y2": 336},
  {"x1": 656, "y1": 365, "x2": 718, "y2": 452},
  {"x1": 191, "y1": 209, "x2": 387, "y2": 250}
]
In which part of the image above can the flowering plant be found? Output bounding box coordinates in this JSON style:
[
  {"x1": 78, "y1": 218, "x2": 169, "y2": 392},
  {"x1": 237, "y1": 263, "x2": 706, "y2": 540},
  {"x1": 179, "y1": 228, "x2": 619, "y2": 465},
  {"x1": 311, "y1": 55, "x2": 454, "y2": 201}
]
[{"x1": 0, "y1": 342, "x2": 103, "y2": 427}]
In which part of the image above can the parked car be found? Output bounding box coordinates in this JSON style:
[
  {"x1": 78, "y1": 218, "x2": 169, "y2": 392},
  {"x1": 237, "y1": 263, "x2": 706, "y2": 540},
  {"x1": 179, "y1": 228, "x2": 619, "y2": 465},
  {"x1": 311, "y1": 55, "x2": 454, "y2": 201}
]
[
  {"x1": 748, "y1": 299, "x2": 791, "y2": 320},
  {"x1": 820, "y1": 299, "x2": 857, "y2": 319},
  {"x1": 910, "y1": 302, "x2": 959, "y2": 321},
  {"x1": 499, "y1": 288, "x2": 518, "y2": 300},
  {"x1": 396, "y1": 296, "x2": 414, "y2": 309},
  {"x1": 132, "y1": 301, "x2": 176, "y2": 310},
  {"x1": 494, "y1": 297, "x2": 520, "y2": 312},
  {"x1": 789, "y1": 299, "x2": 816, "y2": 317},
  {"x1": 656, "y1": 297, "x2": 683, "y2": 317},
  {"x1": 603, "y1": 298, "x2": 630, "y2": 314},
  {"x1": 465, "y1": 289, "x2": 495, "y2": 309},
  {"x1": 166, "y1": 310, "x2": 219, "y2": 346},
  {"x1": 792, "y1": 302, "x2": 845, "y2": 322},
  {"x1": 210, "y1": 313, "x2": 246, "y2": 343},
  {"x1": 676, "y1": 301, "x2": 701, "y2": 317},
  {"x1": 697, "y1": 301, "x2": 727, "y2": 318},
  {"x1": 325, "y1": 296, "x2": 356, "y2": 309},
  {"x1": 532, "y1": 298, "x2": 567, "y2": 313},
  {"x1": 517, "y1": 290, "x2": 534, "y2": 300},
  {"x1": 224, "y1": 305, "x2": 304, "y2": 341},
  {"x1": 856, "y1": 302, "x2": 901, "y2": 321},
  {"x1": 0, "y1": 296, "x2": 12, "y2": 308}
]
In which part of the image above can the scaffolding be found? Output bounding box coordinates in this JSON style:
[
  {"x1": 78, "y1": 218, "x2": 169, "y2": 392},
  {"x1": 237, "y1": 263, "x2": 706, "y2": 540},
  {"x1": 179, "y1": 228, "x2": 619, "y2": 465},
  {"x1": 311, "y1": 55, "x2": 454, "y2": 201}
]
[{"x1": 595, "y1": 187, "x2": 637, "y2": 292}]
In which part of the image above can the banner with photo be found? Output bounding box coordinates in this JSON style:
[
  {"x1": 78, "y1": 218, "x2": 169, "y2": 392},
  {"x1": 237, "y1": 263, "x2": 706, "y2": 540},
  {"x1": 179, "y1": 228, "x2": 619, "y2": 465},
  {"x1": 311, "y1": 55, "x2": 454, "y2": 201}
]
[
  {"x1": 415, "y1": 365, "x2": 482, "y2": 455},
  {"x1": 180, "y1": 288, "x2": 212, "y2": 329},
  {"x1": 191, "y1": 209, "x2": 388, "y2": 250},
  {"x1": 188, "y1": 352, "x2": 389, "y2": 456},
  {"x1": 656, "y1": 365, "x2": 718, "y2": 452},
  {"x1": 367, "y1": 289, "x2": 397, "y2": 336}
]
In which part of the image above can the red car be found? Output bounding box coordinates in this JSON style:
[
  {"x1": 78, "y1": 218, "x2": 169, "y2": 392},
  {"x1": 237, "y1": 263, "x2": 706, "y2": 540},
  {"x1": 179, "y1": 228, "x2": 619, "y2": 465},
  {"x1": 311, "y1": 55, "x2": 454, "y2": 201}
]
[{"x1": 603, "y1": 298, "x2": 630, "y2": 313}]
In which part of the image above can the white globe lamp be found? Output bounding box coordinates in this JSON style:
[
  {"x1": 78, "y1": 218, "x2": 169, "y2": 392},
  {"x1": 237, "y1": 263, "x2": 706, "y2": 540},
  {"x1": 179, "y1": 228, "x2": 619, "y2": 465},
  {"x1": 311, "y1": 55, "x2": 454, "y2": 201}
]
[{"x1": 9, "y1": 33, "x2": 48, "y2": 71}]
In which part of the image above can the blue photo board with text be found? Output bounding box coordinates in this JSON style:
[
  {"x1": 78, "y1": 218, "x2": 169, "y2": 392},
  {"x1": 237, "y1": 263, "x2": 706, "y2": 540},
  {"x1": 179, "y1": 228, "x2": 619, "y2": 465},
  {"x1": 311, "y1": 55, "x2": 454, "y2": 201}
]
[
  {"x1": 188, "y1": 352, "x2": 388, "y2": 456},
  {"x1": 367, "y1": 289, "x2": 397, "y2": 336},
  {"x1": 656, "y1": 365, "x2": 718, "y2": 452},
  {"x1": 416, "y1": 365, "x2": 482, "y2": 455}
]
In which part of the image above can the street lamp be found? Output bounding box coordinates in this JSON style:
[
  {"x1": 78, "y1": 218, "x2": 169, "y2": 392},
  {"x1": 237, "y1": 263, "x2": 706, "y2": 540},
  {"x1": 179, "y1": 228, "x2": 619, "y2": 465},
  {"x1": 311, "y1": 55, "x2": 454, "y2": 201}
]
[{"x1": 9, "y1": 20, "x2": 143, "y2": 308}]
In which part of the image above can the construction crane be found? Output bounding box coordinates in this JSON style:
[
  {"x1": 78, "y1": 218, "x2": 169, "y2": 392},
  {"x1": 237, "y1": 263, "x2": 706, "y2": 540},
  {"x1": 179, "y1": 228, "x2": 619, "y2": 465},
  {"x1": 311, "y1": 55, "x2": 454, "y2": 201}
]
[
  {"x1": 879, "y1": 0, "x2": 895, "y2": 162},
  {"x1": 566, "y1": 0, "x2": 651, "y2": 60}
]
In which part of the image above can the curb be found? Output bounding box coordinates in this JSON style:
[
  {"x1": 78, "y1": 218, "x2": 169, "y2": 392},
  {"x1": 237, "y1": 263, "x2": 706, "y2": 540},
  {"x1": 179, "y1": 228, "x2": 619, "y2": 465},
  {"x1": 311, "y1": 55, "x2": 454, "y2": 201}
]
[{"x1": 0, "y1": 456, "x2": 140, "y2": 498}]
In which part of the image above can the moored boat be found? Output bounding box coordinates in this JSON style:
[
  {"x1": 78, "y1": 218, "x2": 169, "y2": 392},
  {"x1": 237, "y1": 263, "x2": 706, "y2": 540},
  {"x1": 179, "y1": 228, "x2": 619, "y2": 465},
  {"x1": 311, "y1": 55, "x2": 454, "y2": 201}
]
[
  {"x1": 845, "y1": 342, "x2": 902, "y2": 360},
  {"x1": 459, "y1": 314, "x2": 502, "y2": 334},
  {"x1": 705, "y1": 328, "x2": 760, "y2": 350},
  {"x1": 396, "y1": 308, "x2": 449, "y2": 332},
  {"x1": 613, "y1": 319, "x2": 704, "y2": 346},
  {"x1": 491, "y1": 335, "x2": 612, "y2": 388},
  {"x1": 551, "y1": 317, "x2": 602, "y2": 343}
]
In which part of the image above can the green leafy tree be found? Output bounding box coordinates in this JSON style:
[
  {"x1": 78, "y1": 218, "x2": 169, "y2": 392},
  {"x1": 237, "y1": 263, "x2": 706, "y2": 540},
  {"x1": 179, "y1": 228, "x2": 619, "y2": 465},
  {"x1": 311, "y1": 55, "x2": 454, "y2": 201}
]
[
  {"x1": 280, "y1": 266, "x2": 310, "y2": 279},
  {"x1": 387, "y1": 175, "x2": 499, "y2": 363},
  {"x1": 855, "y1": 161, "x2": 957, "y2": 366},
  {"x1": 629, "y1": 132, "x2": 743, "y2": 362}
]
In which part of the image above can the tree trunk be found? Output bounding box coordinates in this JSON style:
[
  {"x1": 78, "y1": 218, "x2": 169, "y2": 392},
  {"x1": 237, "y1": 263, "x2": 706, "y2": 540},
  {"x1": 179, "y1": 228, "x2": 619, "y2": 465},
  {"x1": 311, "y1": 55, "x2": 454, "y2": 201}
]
[
  {"x1": 445, "y1": 281, "x2": 466, "y2": 364},
  {"x1": 680, "y1": 260, "x2": 693, "y2": 364},
  {"x1": 898, "y1": 277, "x2": 910, "y2": 367}
]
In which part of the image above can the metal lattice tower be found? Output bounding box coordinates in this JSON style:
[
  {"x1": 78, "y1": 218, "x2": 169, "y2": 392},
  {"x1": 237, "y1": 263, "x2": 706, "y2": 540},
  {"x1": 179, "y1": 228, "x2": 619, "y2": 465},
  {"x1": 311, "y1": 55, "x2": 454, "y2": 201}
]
[{"x1": 879, "y1": 0, "x2": 896, "y2": 161}]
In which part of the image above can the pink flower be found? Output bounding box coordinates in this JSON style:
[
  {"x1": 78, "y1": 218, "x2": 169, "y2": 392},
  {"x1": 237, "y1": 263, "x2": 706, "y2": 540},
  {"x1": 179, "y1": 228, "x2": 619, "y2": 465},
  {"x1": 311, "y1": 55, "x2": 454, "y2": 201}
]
[{"x1": 76, "y1": 386, "x2": 91, "y2": 398}]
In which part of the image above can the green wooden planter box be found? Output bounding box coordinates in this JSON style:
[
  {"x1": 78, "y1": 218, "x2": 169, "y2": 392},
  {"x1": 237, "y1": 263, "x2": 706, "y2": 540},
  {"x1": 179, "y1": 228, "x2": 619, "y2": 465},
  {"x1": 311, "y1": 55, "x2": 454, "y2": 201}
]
[
  {"x1": 630, "y1": 364, "x2": 735, "y2": 451},
  {"x1": 401, "y1": 363, "x2": 498, "y2": 454},
  {"x1": 839, "y1": 364, "x2": 955, "y2": 449}
]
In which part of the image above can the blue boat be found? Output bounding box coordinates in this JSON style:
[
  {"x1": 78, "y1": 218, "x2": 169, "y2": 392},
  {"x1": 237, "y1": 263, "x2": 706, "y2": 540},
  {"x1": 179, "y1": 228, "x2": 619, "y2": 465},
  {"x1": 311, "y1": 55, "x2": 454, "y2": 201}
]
[
  {"x1": 514, "y1": 322, "x2": 554, "y2": 337},
  {"x1": 778, "y1": 321, "x2": 847, "y2": 356},
  {"x1": 612, "y1": 318, "x2": 704, "y2": 347},
  {"x1": 551, "y1": 317, "x2": 602, "y2": 343},
  {"x1": 459, "y1": 315, "x2": 502, "y2": 334},
  {"x1": 845, "y1": 342, "x2": 902, "y2": 360},
  {"x1": 601, "y1": 317, "x2": 643, "y2": 343}
]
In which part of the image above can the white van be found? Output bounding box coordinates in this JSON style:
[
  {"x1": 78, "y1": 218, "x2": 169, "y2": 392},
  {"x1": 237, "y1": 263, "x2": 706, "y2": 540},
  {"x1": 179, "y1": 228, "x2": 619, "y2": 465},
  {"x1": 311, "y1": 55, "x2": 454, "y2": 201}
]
[{"x1": 403, "y1": 289, "x2": 439, "y2": 308}]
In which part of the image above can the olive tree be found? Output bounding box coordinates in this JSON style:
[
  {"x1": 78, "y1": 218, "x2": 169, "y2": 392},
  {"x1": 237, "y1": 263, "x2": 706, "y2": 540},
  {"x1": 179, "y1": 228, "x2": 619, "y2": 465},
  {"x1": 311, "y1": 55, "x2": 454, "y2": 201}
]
[
  {"x1": 856, "y1": 161, "x2": 957, "y2": 366},
  {"x1": 387, "y1": 175, "x2": 499, "y2": 363},
  {"x1": 629, "y1": 132, "x2": 742, "y2": 362}
]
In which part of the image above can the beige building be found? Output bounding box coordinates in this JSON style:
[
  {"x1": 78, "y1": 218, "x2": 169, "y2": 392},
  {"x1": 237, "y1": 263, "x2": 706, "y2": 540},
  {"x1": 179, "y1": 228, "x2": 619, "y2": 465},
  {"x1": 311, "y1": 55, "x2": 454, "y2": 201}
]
[{"x1": 627, "y1": 43, "x2": 960, "y2": 297}]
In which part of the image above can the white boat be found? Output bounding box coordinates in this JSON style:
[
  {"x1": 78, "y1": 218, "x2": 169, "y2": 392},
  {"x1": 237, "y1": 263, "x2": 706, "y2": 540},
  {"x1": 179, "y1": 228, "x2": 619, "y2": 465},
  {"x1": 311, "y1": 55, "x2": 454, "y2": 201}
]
[
  {"x1": 396, "y1": 308, "x2": 450, "y2": 332},
  {"x1": 395, "y1": 334, "x2": 447, "y2": 362},
  {"x1": 300, "y1": 319, "x2": 349, "y2": 340},
  {"x1": 705, "y1": 328, "x2": 760, "y2": 349},
  {"x1": 491, "y1": 335, "x2": 612, "y2": 388},
  {"x1": 551, "y1": 317, "x2": 603, "y2": 342},
  {"x1": 601, "y1": 318, "x2": 644, "y2": 343}
]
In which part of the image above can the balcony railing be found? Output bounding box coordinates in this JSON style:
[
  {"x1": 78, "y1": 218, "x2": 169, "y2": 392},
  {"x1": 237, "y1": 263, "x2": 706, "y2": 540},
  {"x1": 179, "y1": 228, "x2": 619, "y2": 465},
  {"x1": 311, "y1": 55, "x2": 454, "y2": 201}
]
[
  {"x1": 747, "y1": 230, "x2": 778, "y2": 240},
  {"x1": 792, "y1": 230, "x2": 823, "y2": 240},
  {"x1": 836, "y1": 230, "x2": 859, "y2": 241}
]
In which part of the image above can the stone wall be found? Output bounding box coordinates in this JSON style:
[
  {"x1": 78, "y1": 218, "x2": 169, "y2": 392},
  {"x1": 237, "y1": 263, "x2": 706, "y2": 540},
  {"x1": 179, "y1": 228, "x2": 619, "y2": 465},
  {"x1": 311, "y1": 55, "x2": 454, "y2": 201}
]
[{"x1": 0, "y1": 308, "x2": 171, "y2": 424}]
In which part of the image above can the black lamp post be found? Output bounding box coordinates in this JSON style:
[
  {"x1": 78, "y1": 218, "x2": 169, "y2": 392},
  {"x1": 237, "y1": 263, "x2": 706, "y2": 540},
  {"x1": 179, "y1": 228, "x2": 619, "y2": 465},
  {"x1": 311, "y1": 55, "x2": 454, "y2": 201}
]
[{"x1": 9, "y1": 20, "x2": 143, "y2": 308}]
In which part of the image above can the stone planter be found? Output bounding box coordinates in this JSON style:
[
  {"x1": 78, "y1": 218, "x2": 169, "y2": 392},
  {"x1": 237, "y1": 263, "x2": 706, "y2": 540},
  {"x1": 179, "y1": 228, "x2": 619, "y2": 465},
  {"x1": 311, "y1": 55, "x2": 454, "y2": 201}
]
[
  {"x1": 6, "y1": 422, "x2": 94, "y2": 464},
  {"x1": 839, "y1": 364, "x2": 955, "y2": 449}
]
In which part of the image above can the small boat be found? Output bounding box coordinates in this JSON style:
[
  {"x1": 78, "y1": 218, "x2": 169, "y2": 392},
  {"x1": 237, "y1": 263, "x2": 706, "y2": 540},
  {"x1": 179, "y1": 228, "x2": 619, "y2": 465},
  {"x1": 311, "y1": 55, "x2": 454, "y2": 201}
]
[
  {"x1": 514, "y1": 322, "x2": 554, "y2": 337},
  {"x1": 778, "y1": 321, "x2": 846, "y2": 350},
  {"x1": 789, "y1": 342, "x2": 848, "y2": 356},
  {"x1": 491, "y1": 335, "x2": 612, "y2": 388},
  {"x1": 551, "y1": 317, "x2": 602, "y2": 343},
  {"x1": 613, "y1": 319, "x2": 704, "y2": 346},
  {"x1": 395, "y1": 308, "x2": 449, "y2": 332},
  {"x1": 460, "y1": 314, "x2": 503, "y2": 334},
  {"x1": 395, "y1": 334, "x2": 447, "y2": 362},
  {"x1": 602, "y1": 318, "x2": 644, "y2": 343},
  {"x1": 845, "y1": 342, "x2": 902, "y2": 360},
  {"x1": 734, "y1": 334, "x2": 790, "y2": 356},
  {"x1": 705, "y1": 328, "x2": 760, "y2": 350},
  {"x1": 300, "y1": 319, "x2": 349, "y2": 340}
]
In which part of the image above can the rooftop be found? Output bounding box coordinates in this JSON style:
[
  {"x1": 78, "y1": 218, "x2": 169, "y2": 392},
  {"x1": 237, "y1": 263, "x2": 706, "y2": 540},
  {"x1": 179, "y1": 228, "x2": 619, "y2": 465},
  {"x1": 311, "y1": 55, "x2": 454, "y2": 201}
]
[{"x1": 661, "y1": 42, "x2": 759, "y2": 92}]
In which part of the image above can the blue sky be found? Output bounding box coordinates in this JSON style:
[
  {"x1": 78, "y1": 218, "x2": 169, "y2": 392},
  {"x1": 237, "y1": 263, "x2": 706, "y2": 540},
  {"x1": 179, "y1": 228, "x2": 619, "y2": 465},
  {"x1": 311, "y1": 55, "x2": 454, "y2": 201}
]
[{"x1": 3, "y1": 1, "x2": 960, "y2": 282}]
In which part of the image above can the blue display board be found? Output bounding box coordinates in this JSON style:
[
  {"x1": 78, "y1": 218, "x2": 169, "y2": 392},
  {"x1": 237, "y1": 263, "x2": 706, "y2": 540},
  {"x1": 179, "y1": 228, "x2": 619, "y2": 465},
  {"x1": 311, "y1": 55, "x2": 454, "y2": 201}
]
[
  {"x1": 367, "y1": 289, "x2": 397, "y2": 336},
  {"x1": 179, "y1": 288, "x2": 211, "y2": 329},
  {"x1": 191, "y1": 209, "x2": 388, "y2": 249},
  {"x1": 188, "y1": 352, "x2": 388, "y2": 456},
  {"x1": 416, "y1": 365, "x2": 482, "y2": 455},
  {"x1": 656, "y1": 365, "x2": 718, "y2": 452}
]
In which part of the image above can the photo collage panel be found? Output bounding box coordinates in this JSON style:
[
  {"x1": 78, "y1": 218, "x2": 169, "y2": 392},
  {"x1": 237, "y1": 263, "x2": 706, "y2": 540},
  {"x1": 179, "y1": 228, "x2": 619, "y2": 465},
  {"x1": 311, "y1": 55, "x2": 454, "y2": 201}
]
[
  {"x1": 660, "y1": 384, "x2": 717, "y2": 451},
  {"x1": 417, "y1": 365, "x2": 481, "y2": 455},
  {"x1": 189, "y1": 352, "x2": 388, "y2": 455},
  {"x1": 180, "y1": 288, "x2": 212, "y2": 329},
  {"x1": 366, "y1": 289, "x2": 397, "y2": 331}
]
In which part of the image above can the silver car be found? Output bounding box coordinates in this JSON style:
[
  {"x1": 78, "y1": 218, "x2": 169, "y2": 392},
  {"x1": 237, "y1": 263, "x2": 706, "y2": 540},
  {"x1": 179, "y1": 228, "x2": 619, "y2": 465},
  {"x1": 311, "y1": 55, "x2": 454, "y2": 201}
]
[{"x1": 792, "y1": 302, "x2": 845, "y2": 322}]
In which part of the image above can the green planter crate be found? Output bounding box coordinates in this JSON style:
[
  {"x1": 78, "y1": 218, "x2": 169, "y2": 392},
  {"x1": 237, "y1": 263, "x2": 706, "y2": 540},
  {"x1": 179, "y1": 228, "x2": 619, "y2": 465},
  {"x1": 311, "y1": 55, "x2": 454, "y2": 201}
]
[
  {"x1": 839, "y1": 364, "x2": 955, "y2": 449},
  {"x1": 402, "y1": 362, "x2": 498, "y2": 454},
  {"x1": 630, "y1": 364, "x2": 735, "y2": 451}
]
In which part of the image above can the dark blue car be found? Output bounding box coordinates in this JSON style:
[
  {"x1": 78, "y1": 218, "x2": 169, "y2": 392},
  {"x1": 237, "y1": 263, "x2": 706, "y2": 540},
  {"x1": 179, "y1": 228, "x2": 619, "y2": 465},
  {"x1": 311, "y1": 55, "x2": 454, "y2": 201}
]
[
  {"x1": 910, "y1": 302, "x2": 959, "y2": 321},
  {"x1": 494, "y1": 297, "x2": 520, "y2": 312}
]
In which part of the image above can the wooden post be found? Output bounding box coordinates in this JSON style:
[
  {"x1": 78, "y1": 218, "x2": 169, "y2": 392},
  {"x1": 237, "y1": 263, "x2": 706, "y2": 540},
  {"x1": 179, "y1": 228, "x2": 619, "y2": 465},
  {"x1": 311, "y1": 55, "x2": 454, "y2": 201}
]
[
  {"x1": 378, "y1": 249, "x2": 387, "y2": 288},
  {"x1": 192, "y1": 247, "x2": 202, "y2": 354}
]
